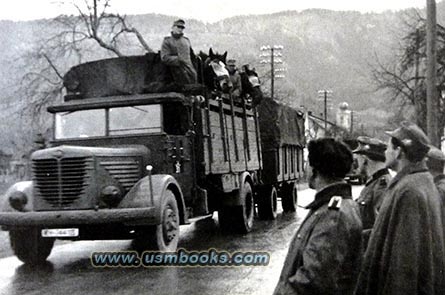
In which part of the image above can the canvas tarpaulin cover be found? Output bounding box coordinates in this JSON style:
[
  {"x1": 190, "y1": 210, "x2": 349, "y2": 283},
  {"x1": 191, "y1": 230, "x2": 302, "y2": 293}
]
[
  {"x1": 258, "y1": 97, "x2": 305, "y2": 147},
  {"x1": 63, "y1": 53, "x2": 170, "y2": 99}
]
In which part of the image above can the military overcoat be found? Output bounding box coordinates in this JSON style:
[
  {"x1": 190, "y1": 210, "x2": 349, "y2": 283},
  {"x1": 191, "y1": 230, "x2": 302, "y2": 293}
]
[
  {"x1": 160, "y1": 34, "x2": 197, "y2": 84},
  {"x1": 229, "y1": 70, "x2": 242, "y2": 97},
  {"x1": 274, "y1": 182, "x2": 363, "y2": 295},
  {"x1": 434, "y1": 174, "x2": 445, "y2": 205},
  {"x1": 355, "y1": 162, "x2": 445, "y2": 295},
  {"x1": 355, "y1": 168, "x2": 391, "y2": 247}
]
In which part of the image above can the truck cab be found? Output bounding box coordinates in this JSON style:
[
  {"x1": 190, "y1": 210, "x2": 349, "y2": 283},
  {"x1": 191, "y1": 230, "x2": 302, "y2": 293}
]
[{"x1": 1, "y1": 92, "x2": 202, "y2": 264}]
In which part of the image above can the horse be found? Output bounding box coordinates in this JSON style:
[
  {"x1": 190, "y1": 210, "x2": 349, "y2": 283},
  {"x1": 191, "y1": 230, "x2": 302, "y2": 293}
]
[
  {"x1": 240, "y1": 64, "x2": 263, "y2": 107},
  {"x1": 140, "y1": 49, "x2": 262, "y2": 106},
  {"x1": 197, "y1": 48, "x2": 232, "y2": 94}
]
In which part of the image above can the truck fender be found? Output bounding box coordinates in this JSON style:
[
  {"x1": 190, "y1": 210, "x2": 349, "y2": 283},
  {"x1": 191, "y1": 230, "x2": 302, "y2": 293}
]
[
  {"x1": 1, "y1": 181, "x2": 34, "y2": 212},
  {"x1": 239, "y1": 171, "x2": 253, "y2": 190},
  {"x1": 118, "y1": 175, "x2": 186, "y2": 224}
]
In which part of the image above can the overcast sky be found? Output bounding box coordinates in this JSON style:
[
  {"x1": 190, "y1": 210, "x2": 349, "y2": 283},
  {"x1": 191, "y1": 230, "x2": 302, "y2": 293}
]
[{"x1": 1, "y1": 0, "x2": 428, "y2": 23}]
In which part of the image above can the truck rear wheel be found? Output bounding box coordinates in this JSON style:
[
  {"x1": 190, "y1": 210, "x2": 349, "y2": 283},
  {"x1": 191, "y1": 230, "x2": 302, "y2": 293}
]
[
  {"x1": 136, "y1": 189, "x2": 179, "y2": 252},
  {"x1": 257, "y1": 185, "x2": 278, "y2": 220},
  {"x1": 219, "y1": 181, "x2": 254, "y2": 234},
  {"x1": 9, "y1": 228, "x2": 54, "y2": 265},
  {"x1": 281, "y1": 182, "x2": 298, "y2": 213}
]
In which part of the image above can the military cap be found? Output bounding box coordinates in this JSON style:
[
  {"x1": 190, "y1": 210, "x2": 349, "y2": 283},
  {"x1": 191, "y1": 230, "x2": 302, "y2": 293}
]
[
  {"x1": 308, "y1": 138, "x2": 353, "y2": 178},
  {"x1": 352, "y1": 136, "x2": 387, "y2": 162},
  {"x1": 173, "y1": 19, "x2": 185, "y2": 28},
  {"x1": 227, "y1": 59, "x2": 237, "y2": 66},
  {"x1": 385, "y1": 121, "x2": 430, "y2": 154},
  {"x1": 427, "y1": 145, "x2": 445, "y2": 162}
]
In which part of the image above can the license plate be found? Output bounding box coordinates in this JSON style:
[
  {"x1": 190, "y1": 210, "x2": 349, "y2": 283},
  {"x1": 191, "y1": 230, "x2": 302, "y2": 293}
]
[{"x1": 41, "y1": 228, "x2": 79, "y2": 237}]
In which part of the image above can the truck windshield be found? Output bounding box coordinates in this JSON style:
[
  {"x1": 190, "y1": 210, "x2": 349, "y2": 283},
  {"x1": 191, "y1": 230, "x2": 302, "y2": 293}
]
[
  {"x1": 109, "y1": 105, "x2": 162, "y2": 135},
  {"x1": 55, "y1": 109, "x2": 105, "y2": 139},
  {"x1": 55, "y1": 105, "x2": 162, "y2": 139}
]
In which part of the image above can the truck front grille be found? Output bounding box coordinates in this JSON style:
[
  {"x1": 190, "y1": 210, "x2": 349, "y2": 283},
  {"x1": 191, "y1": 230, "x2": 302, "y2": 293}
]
[
  {"x1": 100, "y1": 159, "x2": 141, "y2": 192},
  {"x1": 33, "y1": 157, "x2": 93, "y2": 208}
]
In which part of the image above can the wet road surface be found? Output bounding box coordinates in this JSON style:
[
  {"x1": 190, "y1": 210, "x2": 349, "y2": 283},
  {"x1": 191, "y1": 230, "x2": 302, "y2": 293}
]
[{"x1": 0, "y1": 185, "x2": 362, "y2": 295}]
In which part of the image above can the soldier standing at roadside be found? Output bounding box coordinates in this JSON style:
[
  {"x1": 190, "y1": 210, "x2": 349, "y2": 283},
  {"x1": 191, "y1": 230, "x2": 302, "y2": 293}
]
[
  {"x1": 354, "y1": 121, "x2": 445, "y2": 295},
  {"x1": 352, "y1": 136, "x2": 391, "y2": 249},
  {"x1": 426, "y1": 145, "x2": 445, "y2": 204},
  {"x1": 274, "y1": 138, "x2": 362, "y2": 295}
]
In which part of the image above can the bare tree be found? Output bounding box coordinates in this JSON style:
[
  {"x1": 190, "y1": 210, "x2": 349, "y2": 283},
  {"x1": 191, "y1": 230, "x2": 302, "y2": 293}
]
[
  {"x1": 53, "y1": 0, "x2": 154, "y2": 57},
  {"x1": 18, "y1": 0, "x2": 155, "y2": 112},
  {"x1": 371, "y1": 13, "x2": 445, "y2": 137},
  {"x1": 11, "y1": 0, "x2": 154, "y2": 158}
]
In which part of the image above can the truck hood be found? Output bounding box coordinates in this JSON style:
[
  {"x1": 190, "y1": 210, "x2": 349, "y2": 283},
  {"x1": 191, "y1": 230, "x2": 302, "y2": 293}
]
[{"x1": 32, "y1": 145, "x2": 149, "y2": 160}]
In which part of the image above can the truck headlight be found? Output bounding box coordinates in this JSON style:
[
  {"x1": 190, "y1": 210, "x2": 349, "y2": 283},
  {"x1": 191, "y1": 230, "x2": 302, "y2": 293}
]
[
  {"x1": 101, "y1": 185, "x2": 123, "y2": 207},
  {"x1": 9, "y1": 191, "x2": 28, "y2": 211}
]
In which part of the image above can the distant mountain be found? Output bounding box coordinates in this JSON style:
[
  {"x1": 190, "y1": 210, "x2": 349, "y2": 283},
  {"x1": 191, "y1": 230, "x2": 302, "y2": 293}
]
[{"x1": 0, "y1": 3, "x2": 444, "y2": 153}]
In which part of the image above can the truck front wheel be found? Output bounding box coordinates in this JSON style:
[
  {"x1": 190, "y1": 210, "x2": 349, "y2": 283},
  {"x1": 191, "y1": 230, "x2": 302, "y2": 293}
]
[
  {"x1": 135, "y1": 189, "x2": 180, "y2": 252},
  {"x1": 219, "y1": 181, "x2": 254, "y2": 234},
  {"x1": 9, "y1": 228, "x2": 54, "y2": 265}
]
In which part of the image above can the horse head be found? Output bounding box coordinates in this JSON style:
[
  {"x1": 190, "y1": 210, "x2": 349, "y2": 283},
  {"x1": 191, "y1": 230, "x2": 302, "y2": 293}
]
[
  {"x1": 198, "y1": 48, "x2": 232, "y2": 94},
  {"x1": 240, "y1": 65, "x2": 263, "y2": 106}
]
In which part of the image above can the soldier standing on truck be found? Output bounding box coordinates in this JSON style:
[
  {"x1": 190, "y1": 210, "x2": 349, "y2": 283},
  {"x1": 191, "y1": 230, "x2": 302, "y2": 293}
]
[
  {"x1": 274, "y1": 138, "x2": 362, "y2": 295},
  {"x1": 352, "y1": 136, "x2": 391, "y2": 250},
  {"x1": 161, "y1": 19, "x2": 197, "y2": 85},
  {"x1": 226, "y1": 59, "x2": 242, "y2": 101}
]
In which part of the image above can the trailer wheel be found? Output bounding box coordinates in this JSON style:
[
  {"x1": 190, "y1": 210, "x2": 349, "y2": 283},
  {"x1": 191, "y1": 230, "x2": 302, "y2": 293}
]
[
  {"x1": 219, "y1": 181, "x2": 254, "y2": 233},
  {"x1": 281, "y1": 182, "x2": 298, "y2": 213},
  {"x1": 9, "y1": 228, "x2": 54, "y2": 265},
  {"x1": 257, "y1": 185, "x2": 278, "y2": 220},
  {"x1": 136, "y1": 189, "x2": 179, "y2": 252}
]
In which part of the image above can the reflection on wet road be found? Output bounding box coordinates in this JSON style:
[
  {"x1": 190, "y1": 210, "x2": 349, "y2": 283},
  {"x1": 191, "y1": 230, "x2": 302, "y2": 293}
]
[{"x1": 0, "y1": 185, "x2": 363, "y2": 295}]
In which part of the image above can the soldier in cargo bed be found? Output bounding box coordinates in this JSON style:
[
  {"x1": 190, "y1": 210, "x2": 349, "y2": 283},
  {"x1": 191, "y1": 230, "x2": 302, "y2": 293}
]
[{"x1": 161, "y1": 19, "x2": 197, "y2": 86}]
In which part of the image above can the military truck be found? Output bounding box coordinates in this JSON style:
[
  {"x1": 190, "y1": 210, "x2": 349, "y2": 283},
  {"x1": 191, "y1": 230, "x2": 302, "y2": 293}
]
[{"x1": 0, "y1": 54, "x2": 305, "y2": 264}]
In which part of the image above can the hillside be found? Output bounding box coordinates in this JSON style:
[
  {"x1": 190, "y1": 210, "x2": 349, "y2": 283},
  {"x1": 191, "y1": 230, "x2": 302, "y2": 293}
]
[{"x1": 0, "y1": 4, "x2": 444, "y2": 154}]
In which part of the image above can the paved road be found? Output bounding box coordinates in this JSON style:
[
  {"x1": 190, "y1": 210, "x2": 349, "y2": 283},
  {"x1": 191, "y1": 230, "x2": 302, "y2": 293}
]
[{"x1": 0, "y1": 185, "x2": 363, "y2": 295}]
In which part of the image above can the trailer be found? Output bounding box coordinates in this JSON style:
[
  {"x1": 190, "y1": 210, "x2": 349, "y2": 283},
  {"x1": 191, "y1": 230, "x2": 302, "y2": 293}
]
[{"x1": 257, "y1": 98, "x2": 305, "y2": 219}]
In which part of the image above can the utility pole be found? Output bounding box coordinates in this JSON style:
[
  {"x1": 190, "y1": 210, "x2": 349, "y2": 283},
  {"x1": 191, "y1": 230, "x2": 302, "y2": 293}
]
[
  {"x1": 271, "y1": 47, "x2": 275, "y2": 100},
  {"x1": 414, "y1": 28, "x2": 420, "y2": 114},
  {"x1": 426, "y1": 0, "x2": 439, "y2": 146},
  {"x1": 324, "y1": 91, "x2": 327, "y2": 130},
  {"x1": 260, "y1": 45, "x2": 284, "y2": 100},
  {"x1": 350, "y1": 110, "x2": 354, "y2": 134},
  {"x1": 351, "y1": 110, "x2": 360, "y2": 135},
  {"x1": 317, "y1": 90, "x2": 333, "y2": 131}
]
